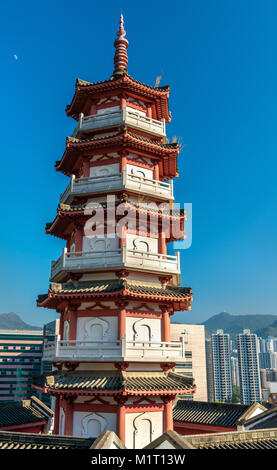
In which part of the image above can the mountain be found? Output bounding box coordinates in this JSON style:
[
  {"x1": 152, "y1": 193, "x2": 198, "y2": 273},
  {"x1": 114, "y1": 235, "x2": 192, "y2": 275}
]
[
  {"x1": 0, "y1": 313, "x2": 42, "y2": 331},
  {"x1": 255, "y1": 319, "x2": 277, "y2": 338},
  {"x1": 201, "y1": 312, "x2": 277, "y2": 339}
]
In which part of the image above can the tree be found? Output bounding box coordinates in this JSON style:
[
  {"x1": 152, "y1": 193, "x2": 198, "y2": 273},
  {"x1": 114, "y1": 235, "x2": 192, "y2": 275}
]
[{"x1": 232, "y1": 386, "x2": 240, "y2": 403}]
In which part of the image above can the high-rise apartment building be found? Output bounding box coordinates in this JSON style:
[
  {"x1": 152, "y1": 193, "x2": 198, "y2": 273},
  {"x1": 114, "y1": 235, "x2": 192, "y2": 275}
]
[
  {"x1": 171, "y1": 324, "x2": 207, "y2": 401},
  {"x1": 0, "y1": 329, "x2": 43, "y2": 401},
  {"x1": 205, "y1": 338, "x2": 215, "y2": 402},
  {"x1": 211, "y1": 329, "x2": 232, "y2": 402},
  {"x1": 237, "y1": 329, "x2": 262, "y2": 405}
]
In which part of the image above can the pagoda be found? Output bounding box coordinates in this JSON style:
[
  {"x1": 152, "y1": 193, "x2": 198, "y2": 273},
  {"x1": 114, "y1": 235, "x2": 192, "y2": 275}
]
[{"x1": 33, "y1": 15, "x2": 195, "y2": 449}]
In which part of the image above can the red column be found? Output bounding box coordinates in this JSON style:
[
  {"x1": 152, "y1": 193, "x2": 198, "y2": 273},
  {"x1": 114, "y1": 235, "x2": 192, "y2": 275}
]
[
  {"x1": 163, "y1": 400, "x2": 173, "y2": 432},
  {"x1": 118, "y1": 307, "x2": 126, "y2": 339},
  {"x1": 159, "y1": 232, "x2": 167, "y2": 255},
  {"x1": 120, "y1": 153, "x2": 127, "y2": 172},
  {"x1": 64, "y1": 397, "x2": 74, "y2": 435},
  {"x1": 146, "y1": 105, "x2": 152, "y2": 118},
  {"x1": 153, "y1": 163, "x2": 159, "y2": 180},
  {"x1": 75, "y1": 225, "x2": 83, "y2": 253},
  {"x1": 120, "y1": 95, "x2": 126, "y2": 110},
  {"x1": 82, "y1": 159, "x2": 90, "y2": 177},
  {"x1": 117, "y1": 405, "x2": 126, "y2": 443},
  {"x1": 53, "y1": 396, "x2": 60, "y2": 434},
  {"x1": 68, "y1": 310, "x2": 77, "y2": 345},
  {"x1": 162, "y1": 309, "x2": 170, "y2": 342}
]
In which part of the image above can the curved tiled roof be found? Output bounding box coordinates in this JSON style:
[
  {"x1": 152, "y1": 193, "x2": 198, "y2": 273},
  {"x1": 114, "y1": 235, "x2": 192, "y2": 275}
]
[
  {"x1": 66, "y1": 74, "x2": 171, "y2": 122},
  {"x1": 173, "y1": 400, "x2": 249, "y2": 428},
  {"x1": 33, "y1": 370, "x2": 195, "y2": 395},
  {"x1": 37, "y1": 279, "x2": 192, "y2": 306},
  {"x1": 0, "y1": 397, "x2": 53, "y2": 428},
  {"x1": 0, "y1": 431, "x2": 95, "y2": 449}
]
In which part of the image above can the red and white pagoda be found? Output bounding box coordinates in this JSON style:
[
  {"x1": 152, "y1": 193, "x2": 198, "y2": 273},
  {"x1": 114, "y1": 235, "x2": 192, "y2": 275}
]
[{"x1": 33, "y1": 15, "x2": 195, "y2": 449}]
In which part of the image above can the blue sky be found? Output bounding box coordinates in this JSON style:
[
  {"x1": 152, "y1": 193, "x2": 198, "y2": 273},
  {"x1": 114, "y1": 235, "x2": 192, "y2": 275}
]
[{"x1": 0, "y1": 0, "x2": 276, "y2": 327}]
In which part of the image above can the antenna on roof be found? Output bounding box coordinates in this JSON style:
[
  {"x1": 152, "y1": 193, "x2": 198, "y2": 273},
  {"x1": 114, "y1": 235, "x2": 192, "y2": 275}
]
[{"x1": 155, "y1": 75, "x2": 162, "y2": 87}]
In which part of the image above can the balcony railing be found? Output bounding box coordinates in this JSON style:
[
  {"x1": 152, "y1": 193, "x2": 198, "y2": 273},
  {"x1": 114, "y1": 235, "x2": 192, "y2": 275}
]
[
  {"x1": 50, "y1": 247, "x2": 180, "y2": 281},
  {"x1": 72, "y1": 108, "x2": 166, "y2": 137},
  {"x1": 43, "y1": 335, "x2": 185, "y2": 362},
  {"x1": 59, "y1": 171, "x2": 173, "y2": 204}
]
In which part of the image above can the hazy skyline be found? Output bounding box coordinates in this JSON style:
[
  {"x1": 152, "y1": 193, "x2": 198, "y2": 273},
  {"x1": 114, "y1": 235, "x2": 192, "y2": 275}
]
[{"x1": 0, "y1": 0, "x2": 276, "y2": 327}]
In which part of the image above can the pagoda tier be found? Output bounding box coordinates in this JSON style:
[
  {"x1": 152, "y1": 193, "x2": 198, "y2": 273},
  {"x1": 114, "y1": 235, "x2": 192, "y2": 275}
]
[
  {"x1": 32, "y1": 370, "x2": 195, "y2": 447},
  {"x1": 66, "y1": 75, "x2": 171, "y2": 123},
  {"x1": 34, "y1": 15, "x2": 195, "y2": 449},
  {"x1": 56, "y1": 130, "x2": 179, "y2": 179},
  {"x1": 45, "y1": 201, "x2": 185, "y2": 240}
]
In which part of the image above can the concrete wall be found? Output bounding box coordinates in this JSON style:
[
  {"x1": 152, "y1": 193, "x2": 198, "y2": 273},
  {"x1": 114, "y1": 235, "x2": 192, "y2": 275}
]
[{"x1": 171, "y1": 324, "x2": 207, "y2": 401}]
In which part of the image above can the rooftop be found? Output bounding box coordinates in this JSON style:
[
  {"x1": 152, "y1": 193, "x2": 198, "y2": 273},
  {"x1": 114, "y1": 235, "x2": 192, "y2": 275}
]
[
  {"x1": 173, "y1": 400, "x2": 262, "y2": 428},
  {"x1": 0, "y1": 396, "x2": 53, "y2": 429}
]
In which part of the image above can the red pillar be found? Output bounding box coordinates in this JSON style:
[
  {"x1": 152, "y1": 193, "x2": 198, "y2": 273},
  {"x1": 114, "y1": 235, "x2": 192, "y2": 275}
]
[
  {"x1": 163, "y1": 400, "x2": 173, "y2": 432},
  {"x1": 53, "y1": 396, "x2": 60, "y2": 434},
  {"x1": 75, "y1": 226, "x2": 83, "y2": 253},
  {"x1": 118, "y1": 307, "x2": 126, "y2": 339},
  {"x1": 64, "y1": 398, "x2": 74, "y2": 435},
  {"x1": 159, "y1": 232, "x2": 167, "y2": 255},
  {"x1": 68, "y1": 310, "x2": 77, "y2": 346},
  {"x1": 120, "y1": 95, "x2": 126, "y2": 110},
  {"x1": 82, "y1": 159, "x2": 90, "y2": 178},
  {"x1": 162, "y1": 309, "x2": 170, "y2": 342},
  {"x1": 117, "y1": 405, "x2": 126, "y2": 443},
  {"x1": 153, "y1": 163, "x2": 159, "y2": 180},
  {"x1": 146, "y1": 105, "x2": 152, "y2": 118}
]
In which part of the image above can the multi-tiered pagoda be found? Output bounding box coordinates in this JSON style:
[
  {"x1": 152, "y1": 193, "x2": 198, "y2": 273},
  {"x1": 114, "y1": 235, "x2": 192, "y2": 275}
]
[{"x1": 33, "y1": 15, "x2": 195, "y2": 449}]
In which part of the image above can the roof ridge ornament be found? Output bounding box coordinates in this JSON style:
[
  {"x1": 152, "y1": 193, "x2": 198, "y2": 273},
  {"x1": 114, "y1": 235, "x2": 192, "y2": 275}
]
[{"x1": 112, "y1": 13, "x2": 129, "y2": 77}]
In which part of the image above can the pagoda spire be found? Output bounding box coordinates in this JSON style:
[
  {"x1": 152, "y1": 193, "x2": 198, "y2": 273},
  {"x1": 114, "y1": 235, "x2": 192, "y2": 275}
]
[{"x1": 113, "y1": 13, "x2": 129, "y2": 76}]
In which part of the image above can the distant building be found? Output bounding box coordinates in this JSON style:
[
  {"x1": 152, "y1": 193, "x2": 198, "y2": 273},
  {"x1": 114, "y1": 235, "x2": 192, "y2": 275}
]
[
  {"x1": 259, "y1": 352, "x2": 277, "y2": 370},
  {"x1": 211, "y1": 330, "x2": 232, "y2": 402},
  {"x1": 231, "y1": 356, "x2": 240, "y2": 388},
  {"x1": 237, "y1": 329, "x2": 262, "y2": 405},
  {"x1": 0, "y1": 329, "x2": 43, "y2": 401},
  {"x1": 38, "y1": 320, "x2": 60, "y2": 407},
  {"x1": 171, "y1": 324, "x2": 207, "y2": 401},
  {"x1": 205, "y1": 338, "x2": 215, "y2": 402}
]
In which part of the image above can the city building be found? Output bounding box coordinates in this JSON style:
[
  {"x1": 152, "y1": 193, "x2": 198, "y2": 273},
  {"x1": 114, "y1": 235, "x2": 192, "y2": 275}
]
[
  {"x1": 231, "y1": 356, "x2": 240, "y2": 388},
  {"x1": 39, "y1": 320, "x2": 60, "y2": 407},
  {"x1": 237, "y1": 329, "x2": 262, "y2": 405},
  {"x1": 0, "y1": 329, "x2": 43, "y2": 401},
  {"x1": 259, "y1": 352, "x2": 277, "y2": 370},
  {"x1": 211, "y1": 330, "x2": 232, "y2": 402},
  {"x1": 32, "y1": 15, "x2": 196, "y2": 448},
  {"x1": 171, "y1": 324, "x2": 207, "y2": 401},
  {"x1": 205, "y1": 338, "x2": 215, "y2": 402}
]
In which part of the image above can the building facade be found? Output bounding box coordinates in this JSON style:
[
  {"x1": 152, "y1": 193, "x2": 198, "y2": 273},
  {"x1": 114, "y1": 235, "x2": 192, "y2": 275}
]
[
  {"x1": 237, "y1": 329, "x2": 262, "y2": 405},
  {"x1": 0, "y1": 330, "x2": 43, "y2": 401},
  {"x1": 33, "y1": 15, "x2": 196, "y2": 448},
  {"x1": 171, "y1": 324, "x2": 207, "y2": 401},
  {"x1": 211, "y1": 330, "x2": 232, "y2": 402},
  {"x1": 205, "y1": 338, "x2": 215, "y2": 402}
]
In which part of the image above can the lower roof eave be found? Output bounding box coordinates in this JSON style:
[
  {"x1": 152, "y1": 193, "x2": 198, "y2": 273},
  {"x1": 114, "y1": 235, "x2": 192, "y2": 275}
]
[{"x1": 32, "y1": 386, "x2": 196, "y2": 397}]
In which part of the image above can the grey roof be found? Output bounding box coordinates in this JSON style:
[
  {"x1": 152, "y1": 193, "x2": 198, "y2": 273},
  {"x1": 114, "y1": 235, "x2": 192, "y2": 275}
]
[
  {"x1": 184, "y1": 429, "x2": 277, "y2": 450},
  {"x1": 0, "y1": 397, "x2": 53, "y2": 428},
  {"x1": 0, "y1": 431, "x2": 95, "y2": 449},
  {"x1": 37, "y1": 279, "x2": 192, "y2": 304},
  {"x1": 145, "y1": 429, "x2": 277, "y2": 450},
  {"x1": 173, "y1": 400, "x2": 249, "y2": 428},
  {"x1": 243, "y1": 407, "x2": 277, "y2": 430},
  {"x1": 33, "y1": 370, "x2": 194, "y2": 394}
]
